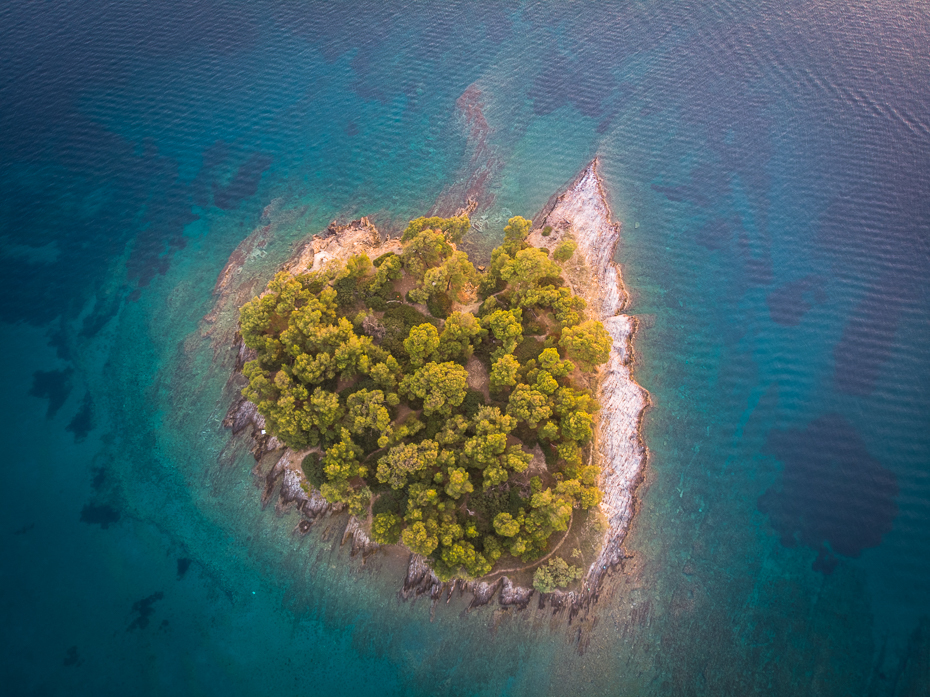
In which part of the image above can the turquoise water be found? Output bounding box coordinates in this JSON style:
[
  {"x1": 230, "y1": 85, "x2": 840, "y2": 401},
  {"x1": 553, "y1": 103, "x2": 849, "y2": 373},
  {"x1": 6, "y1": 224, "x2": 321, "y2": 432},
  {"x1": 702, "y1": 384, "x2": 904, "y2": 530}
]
[{"x1": 2, "y1": 1, "x2": 929, "y2": 695}]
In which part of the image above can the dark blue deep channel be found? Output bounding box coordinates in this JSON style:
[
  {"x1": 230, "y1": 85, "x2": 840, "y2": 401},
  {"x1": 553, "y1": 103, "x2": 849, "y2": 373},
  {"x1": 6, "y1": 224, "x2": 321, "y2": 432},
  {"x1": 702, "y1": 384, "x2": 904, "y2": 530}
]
[{"x1": 1, "y1": 1, "x2": 928, "y2": 695}]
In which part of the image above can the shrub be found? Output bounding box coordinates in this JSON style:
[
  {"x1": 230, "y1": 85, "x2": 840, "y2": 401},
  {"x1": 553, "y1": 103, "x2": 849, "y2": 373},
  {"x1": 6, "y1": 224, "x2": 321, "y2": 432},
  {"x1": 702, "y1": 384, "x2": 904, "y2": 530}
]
[
  {"x1": 459, "y1": 389, "x2": 485, "y2": 417},
  {"x1": 553, "y1": 239, "x2": 577, "y2": 263},
  {"x1": 301, "y1": 452, "x2": 325, "y2": 489},
  {"x1": 541, "y1": 225, "x2": 553, "y2": 237},
  {"x1": 372, "y1": 489, "x2": 409, "y2": 516},
  {"x1": 532, "y1": 557, "x2": 582, "y2": 593},
  {"x1": 373, "y1": 252, "x2": 397, "y2": 267},
  {"x1": 426, "y1": 292, "x2": 452, "y2": 319}
]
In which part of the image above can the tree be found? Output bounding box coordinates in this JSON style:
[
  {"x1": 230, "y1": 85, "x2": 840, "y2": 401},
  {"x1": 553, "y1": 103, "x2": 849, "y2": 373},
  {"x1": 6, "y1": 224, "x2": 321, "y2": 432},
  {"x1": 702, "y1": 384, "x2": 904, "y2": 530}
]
[
  {"x1": 410, "y1": 250, "x2": 477, "y2": 304},
  {"x1": 493, "y1": 512, "x2": 520, "y2": 537},
  {"x1": 560, "y1": 410, "x2": 593, "y2": 443},
  {"x1": 444, "y1": 467, "x2": 474, "y2": 499},
  {"x1": 322, "y1": 429, "x2": 365, "y2": 482},
  {"x1": 344, "y1": 389, "x2": 393, "y2": 447},
  {"x1": 401, "y1": 520, "x2": 439, "y2": 556},
  {"x1": 500, "y1": 247, "x2": 561, "y2": 294},
  {"x1": 376, "y1": 440, "x2": 439, "y2": 490},
  {"x1": 438, "y1": 312, "x2": 484, "y2": 362},
  {"x1": 307, "y1": 387, "x2": 344, "y2": 445},
  {"x1": 369, "y1": 356, "x2": 401, "y2": 390},
  {"x1": 534, "y1": 370, "x2": 559, "y2": 395},
  {"x1": 403, "y1": 323, "x2": 440, "y2": 366},
  {"x1": 400, "y1": 229, "x2": 453, "y2": 279},
  {"x1": 483, "y1": 309, "x2": 523, "y2": 355},
  {"x1": 401, "y1": 215, "x2": 470, "y2": 244},
  {"x1": 399, "y1": 362, "x2": 469, "y2": 416},
  {"x1": 489, "y1": 353, "x2": 520, "y2": 392},
  {"x1": 559, "y1": 320, "x2": 613, "y2": 369},
  {"x1": 502, "y1": 215, "x2": 532, "y2": 252},
  {"x1": 371, "y1": 512, "x2": 402, "y2": 544},
  {"x1": 528, "y1": 487, "x2": 572, "y2": 533},
  {"x1": 370, "y1": 253, "x2": 403, "y2": 293},
  {"x1": 538, "y1": 347, "x2": 574, "y2": 378},
  {"x1": 507, "y1": 384, "x2": 552, "y2": 429}
]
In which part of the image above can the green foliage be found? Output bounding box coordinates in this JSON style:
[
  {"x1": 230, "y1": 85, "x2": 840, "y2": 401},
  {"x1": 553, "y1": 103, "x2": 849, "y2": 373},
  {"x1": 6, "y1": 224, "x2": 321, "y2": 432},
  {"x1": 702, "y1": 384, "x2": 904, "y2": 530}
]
[
  {"x1": 493, "y1": 512, "x2": 520, "y2": 537},
  {"x1": 490, "y1": 353, "x2": 520, "y2": 392},
  {"x1": 552, "y1": 238, "x2": 577, "y2": 262},
  {"x1": 238, "y1": 208, "x2": 609, "y2": 582},
  {"x1": 559, "y1": 320, "x2": 613, "y2": 369},
  {"x1": 381, "y1": 304, "x2": 436, "y2": 357},
  {"x1": 400, "y1": 362, "x2": 469, "y2": 416},
  {"x1": 541, "y1": 225, "x2": 553, "y2": 237},
  {"x1": 502, "y1": 216, "x2": 532, "y2": 251},
  {"x1": 444, "y1": 467, "x2": 474, "y2": 499},
  {"x1": 532, "y1": 557, "x2": 582, "y2": 593},
  {"x1": 401, "y1": 215, "x2": 471, "y2": 244},
  {"x1": 513, "y1": 337, "x2": 544, "y2": 364},
  {"x1": 401, "y1": 520, "x2": 439, "y2": 556},
  {"x1": 376, "y1": 440, "x2": 438, "y2": 490},
  {"x1": 438, "y1": 311, "x2": 484, "y2": 362},
  {"x1": 400, "y1": 229, "x2": 453, "y2": 280},
  {"x1": 426, "y1": 292, "x2": 453, "y2": 319},
  {"x1": 332, "y1": 253, "x2": 373, "y2": 308},
  {"x1": 459, "y1": 389, "x2": 485, "y2": 418},
  {"x1": 403, "y1": 323, "x2": 440, "y2": 367},
  {"x1": 369, "y1": 253, "x2": 403, "y2": 294},
  {"x1": 371, "y1": 512, "x2": 402, "y2": 544},
  {"x1": 372, "y1": 488, "x2": 408, "y2": 515},
  {"x1": 301, "y1": 452, "x2": 325, "y2": 489},
  {"x1": 507, "y1": 384, "x2": 552, "y2": 429},
  {"x1": 483, "y1": 308, "x2": 523, "y2": 355},
  {"x1": 500, "y1": 248, "x2": 561, "y2": 295}
]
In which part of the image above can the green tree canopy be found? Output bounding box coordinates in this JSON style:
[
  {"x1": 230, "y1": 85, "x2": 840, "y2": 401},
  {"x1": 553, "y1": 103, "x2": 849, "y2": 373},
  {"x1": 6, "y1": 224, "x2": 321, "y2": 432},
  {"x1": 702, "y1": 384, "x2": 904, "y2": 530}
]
[
  {"x1": 237, "y1": 207, "x2": 609, "y2": 582},
  {"x1": 399, "y1": 361, "x2": 469, "y2": 416},
  {"x1": 489, "y1": 353, "x2": 520, "y2": 392},
  {"x1": 401, "y1": 215, "x2": 471, "y2": 244},
  {"x1": 559, "y1": 320, "x2": 613, "y2": 369},
  {"x1": 438, "y1": 311, "x2": 485, "y2": 362},
  {"x1": 403, "y1": 323, "x2": 440, "y2": 367}
]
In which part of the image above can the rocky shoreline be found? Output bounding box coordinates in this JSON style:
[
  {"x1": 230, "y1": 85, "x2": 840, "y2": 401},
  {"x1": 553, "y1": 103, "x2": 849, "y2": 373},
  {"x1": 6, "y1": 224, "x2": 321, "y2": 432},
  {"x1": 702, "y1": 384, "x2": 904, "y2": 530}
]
[{"x1": 216, "y1": 159, "x2": 649, "y2": 616}]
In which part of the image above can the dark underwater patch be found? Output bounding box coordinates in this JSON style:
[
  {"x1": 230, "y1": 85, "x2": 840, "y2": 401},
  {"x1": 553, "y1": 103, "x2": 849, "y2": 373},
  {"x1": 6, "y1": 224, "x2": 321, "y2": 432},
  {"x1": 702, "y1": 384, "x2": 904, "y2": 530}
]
[
  {"x1": 62, "y1": 646, "x2": 80, "y2": 667},
  {"x1": 29, "y1": 369, "x2": 73, "y2": 418},
  {"x1": 91, "y1": 467, "x2": 107, "y2": 491},
  {"x1": 176, "y1": 557, "x2": 192, "y2": 579},
  {"x1": 758, "y1": 413, "x2": 898, "y2": 573},
  {"x1": 80, "y1": 293, "x2": 122, "y2": 337},
  {"x1": 767, "y1": 275, "x2": 826, "y2": 326},
  {"x1": 80, "y1": 503, "x2": 120, "y2": 529},
  {"x1": 127, "y1": 592, "x2": 164, "y2": 632},
  {"x1": 66, "y1": 393, "x2": 94, "y2": 442},
  {"x1": 213, "y1": 153, "x2": 273, "y2": 210}
]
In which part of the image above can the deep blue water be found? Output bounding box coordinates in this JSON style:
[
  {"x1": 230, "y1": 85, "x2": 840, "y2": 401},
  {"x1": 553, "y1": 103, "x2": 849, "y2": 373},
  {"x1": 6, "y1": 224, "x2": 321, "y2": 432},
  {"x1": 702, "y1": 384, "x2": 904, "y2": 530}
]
[{"x1": 1, "y1": 1, "x2": 929, "y2": 695}]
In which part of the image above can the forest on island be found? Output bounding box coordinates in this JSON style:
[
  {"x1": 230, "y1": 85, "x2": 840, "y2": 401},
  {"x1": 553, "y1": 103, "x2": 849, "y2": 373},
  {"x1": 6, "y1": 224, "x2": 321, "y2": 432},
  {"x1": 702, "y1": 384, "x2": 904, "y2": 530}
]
[{"x1": 238, "y1": 215, "x2": 613, "y2": 586}]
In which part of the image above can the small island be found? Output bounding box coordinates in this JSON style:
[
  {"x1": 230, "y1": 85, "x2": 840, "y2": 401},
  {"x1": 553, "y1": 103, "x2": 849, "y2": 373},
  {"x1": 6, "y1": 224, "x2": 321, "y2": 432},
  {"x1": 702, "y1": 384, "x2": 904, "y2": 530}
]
[{"x1": 221, "y1": 160, "x2": 649, "y2": 608}]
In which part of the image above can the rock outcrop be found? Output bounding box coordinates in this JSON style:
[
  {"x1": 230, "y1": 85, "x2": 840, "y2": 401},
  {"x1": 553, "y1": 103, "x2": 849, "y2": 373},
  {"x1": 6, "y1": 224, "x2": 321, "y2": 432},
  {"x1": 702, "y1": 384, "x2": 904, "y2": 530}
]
[{"x1": 529, "y1": 158, "x2": 650, "y2": 599}]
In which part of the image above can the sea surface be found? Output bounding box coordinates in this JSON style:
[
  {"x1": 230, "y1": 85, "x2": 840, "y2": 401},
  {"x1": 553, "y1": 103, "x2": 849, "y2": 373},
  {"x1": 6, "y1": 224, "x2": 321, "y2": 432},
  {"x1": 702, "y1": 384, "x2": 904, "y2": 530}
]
[{"x1": 1, "y1": 1, "x2": 928, "y2": 695}]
